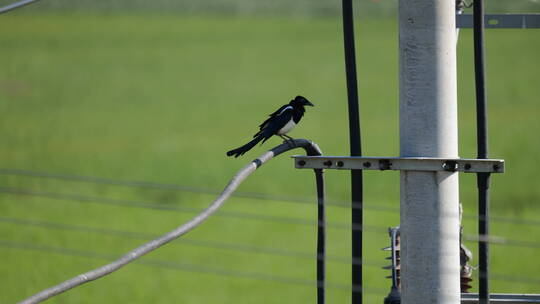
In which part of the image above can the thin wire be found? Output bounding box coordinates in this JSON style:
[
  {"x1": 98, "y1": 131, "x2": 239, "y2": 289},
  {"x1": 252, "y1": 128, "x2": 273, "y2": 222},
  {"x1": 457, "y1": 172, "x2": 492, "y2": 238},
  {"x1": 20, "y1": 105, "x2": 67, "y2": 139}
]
[
  {"x1": 1, "y1": 240, "x2": 538, "y2": 288},
  {"x1": 2, "y1": 218, "x2": 533, "y2": 286},
  {"x1": 490, "y1": 273, "x2": 540, "y2": 286},
  {"x1": 0, "y1": 215, "x2": 383, "y2": 267},
  {"x1": 3, "y1": 168, "x2": 539, "y2": 226},
  {"x1": 2, "y1": 214, "x2": 539, "y2": 270},
  {"x1": 3, "y1": 223, "x2": 538, "y2": 292},
  {"x1": 0, "y1": 240, "x2": 376, "y2": 294},
  {"x1": 464, "y1": 214, "x2": 540, "y2": 227},
  {"x1": 462, "y1": 234, "x2": 540, "y2": 249},
  {"x1": 0, "y1": 168, "x2": 397, "y2": 212},
  {"x1": 0, "y1": 186, "x2": 388, "y2": 233},
  {"x1": 1, "y1": 188, "x2": 539, "y2": 249}
]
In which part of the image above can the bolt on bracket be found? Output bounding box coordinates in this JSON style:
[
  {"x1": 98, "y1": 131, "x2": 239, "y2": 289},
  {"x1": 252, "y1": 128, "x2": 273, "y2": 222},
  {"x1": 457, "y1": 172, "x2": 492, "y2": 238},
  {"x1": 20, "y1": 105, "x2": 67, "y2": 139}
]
[{"x1": 293, "y1": 156, "x2": 504, "y2": 173}]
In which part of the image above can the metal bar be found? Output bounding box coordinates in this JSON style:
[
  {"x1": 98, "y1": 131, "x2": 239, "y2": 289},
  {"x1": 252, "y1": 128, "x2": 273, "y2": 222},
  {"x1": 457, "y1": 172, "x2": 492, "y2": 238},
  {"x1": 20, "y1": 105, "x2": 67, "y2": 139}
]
[
  {"x1": 472, "y1": 1, "x2": 491, "y2": 303},
  {"x1": 314, "y1": 169, "x2": 326, "y2": 304},
  {"x1": 0, "y1": 0, "x2": 41, "y2": 14},
  {"x1": 461, "y1": 293, "x2": 540, "y2": 303},
  {"x1": 399, "y1": 0, "x2": 461, "y2": 303},
  {"x1": 341, "y1": 0, "x2": 363, "y2": 303},
  {"x1": 293, "y1": 156, "x2": 504, "y2": 173},
  {"x1": 457, "y1": 14, "x2": 540, "y2": 29}
]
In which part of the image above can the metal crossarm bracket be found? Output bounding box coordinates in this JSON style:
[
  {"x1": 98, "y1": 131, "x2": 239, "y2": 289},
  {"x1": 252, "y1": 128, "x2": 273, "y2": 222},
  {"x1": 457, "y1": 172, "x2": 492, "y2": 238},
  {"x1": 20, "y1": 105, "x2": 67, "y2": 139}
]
[
  {"x1": 293, "y1": 156, "x2": 505, "y2": 173},
  {"x1": 457, "y1": 14, "x2": 540, "y2": 29},
  {"x1": 461, "y1": 293, "x2": 540, "y2": 303}
]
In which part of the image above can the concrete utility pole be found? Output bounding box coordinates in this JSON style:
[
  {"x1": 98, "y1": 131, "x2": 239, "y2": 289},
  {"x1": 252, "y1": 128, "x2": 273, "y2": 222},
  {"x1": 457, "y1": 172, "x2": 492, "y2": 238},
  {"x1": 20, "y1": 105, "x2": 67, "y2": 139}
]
[{"x1": 399, "y1": 1, "x2": 461, "y2": 303}]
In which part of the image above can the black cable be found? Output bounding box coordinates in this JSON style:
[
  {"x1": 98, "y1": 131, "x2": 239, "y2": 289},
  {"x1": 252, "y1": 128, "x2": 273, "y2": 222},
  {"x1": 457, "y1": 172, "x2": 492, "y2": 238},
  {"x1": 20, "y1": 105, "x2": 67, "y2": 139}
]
[
  {"x1": 300, "y1": 142, "x2": 326, "y2": 304},
  {"x1": 314, "y1": 169, "x2": 326, "y2": 304},
  {"x1": 341, "y1": 1, "x2": 363, "y2": 303},
  {"x1": 473, "y1": 0, "x2": 491, "y2": 303}
]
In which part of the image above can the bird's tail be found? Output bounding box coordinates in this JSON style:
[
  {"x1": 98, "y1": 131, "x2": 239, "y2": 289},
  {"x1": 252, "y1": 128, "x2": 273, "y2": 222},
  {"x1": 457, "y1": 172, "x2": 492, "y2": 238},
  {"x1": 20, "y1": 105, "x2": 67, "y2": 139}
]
[{"x1": 226, "y1": 136, "x2": 264, "y2": 158}]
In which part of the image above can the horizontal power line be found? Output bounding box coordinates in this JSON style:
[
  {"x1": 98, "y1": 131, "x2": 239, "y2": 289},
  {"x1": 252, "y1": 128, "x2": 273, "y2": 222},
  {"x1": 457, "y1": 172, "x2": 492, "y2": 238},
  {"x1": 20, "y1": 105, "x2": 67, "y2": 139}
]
[
  {"x1": 0, "y1": 215, "x2": 382, "y2": 267},
  {"x1": 462, "y1": 233, "x2": 540, "y2": 249},
  {"x1": 2, "y1": 239, "x2": 538, "y2": 289},
  {"x1": 0, "y1": 239, "x2": 380, "y2": 295},
  {"x1": 2, "y1": 214, "x2": 539, "y2": 268},
  {"x1": 0, "y1": 186, "x2": 387, "y2": 233},
  {"x1": 490, "y1": 273, "x2": 540, "y2": 286},
  {"x1": 0, "y1": 167, "x2": 399, "y2": 212},
  {"x1": 1, "y1": 187, "x2": 539, "y2": 248},
  {"x1": 2, "y1": 167, "x2": 538, "y2": 227},
  {"x1": 3, "y1": 215, "x2": 538, "y2": 291}
]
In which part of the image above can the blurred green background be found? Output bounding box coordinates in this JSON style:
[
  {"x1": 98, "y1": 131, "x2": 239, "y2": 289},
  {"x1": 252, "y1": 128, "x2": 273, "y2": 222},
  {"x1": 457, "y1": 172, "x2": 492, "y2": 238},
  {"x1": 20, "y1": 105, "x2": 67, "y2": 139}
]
[{"x1": 0, "y1": 0, "x2": 539, "y2": 303}]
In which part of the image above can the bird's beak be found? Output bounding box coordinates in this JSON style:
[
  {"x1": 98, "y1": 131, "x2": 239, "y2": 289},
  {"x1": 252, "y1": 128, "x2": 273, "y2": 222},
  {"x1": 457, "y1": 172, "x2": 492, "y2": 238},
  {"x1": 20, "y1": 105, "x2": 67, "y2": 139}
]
[{"x1": 305, "y1": 100, "x2": 314, "y2": 107}]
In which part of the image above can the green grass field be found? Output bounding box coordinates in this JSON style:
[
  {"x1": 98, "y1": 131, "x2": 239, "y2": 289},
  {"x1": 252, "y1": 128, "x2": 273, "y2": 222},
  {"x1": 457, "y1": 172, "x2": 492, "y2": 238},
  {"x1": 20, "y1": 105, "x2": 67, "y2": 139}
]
[{"x1": 0, "y1": 13, "x2": 539, "y2": 303}]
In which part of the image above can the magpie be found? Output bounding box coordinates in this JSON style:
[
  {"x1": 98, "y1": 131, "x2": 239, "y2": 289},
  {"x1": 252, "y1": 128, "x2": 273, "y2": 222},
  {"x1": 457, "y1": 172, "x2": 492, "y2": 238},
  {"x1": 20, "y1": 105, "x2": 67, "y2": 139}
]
[{"x1": 226, "y1": 95, "x2": 314, "y2": 158}]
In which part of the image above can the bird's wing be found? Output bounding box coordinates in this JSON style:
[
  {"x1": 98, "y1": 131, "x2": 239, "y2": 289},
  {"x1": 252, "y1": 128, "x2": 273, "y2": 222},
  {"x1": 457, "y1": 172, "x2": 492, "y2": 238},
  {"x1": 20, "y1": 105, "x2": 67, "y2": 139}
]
[
  {"x1": 257, "y1": 104, "x2": 291, "y2": 129},
  {"x1": 253, "y1": 105, "x2": 294, "y2": 140}
]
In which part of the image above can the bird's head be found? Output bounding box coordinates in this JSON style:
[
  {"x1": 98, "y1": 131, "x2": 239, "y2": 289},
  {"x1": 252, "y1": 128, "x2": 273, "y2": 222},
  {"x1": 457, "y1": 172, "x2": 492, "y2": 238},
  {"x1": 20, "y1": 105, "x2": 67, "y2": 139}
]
[{"x1": 291, "y1": 95, "x2": 314, "y2": 107}]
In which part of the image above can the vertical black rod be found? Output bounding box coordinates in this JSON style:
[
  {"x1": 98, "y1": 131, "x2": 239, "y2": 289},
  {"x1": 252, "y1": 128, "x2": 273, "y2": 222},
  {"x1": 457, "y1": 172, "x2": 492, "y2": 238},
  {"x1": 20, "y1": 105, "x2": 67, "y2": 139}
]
[
  {"x1": 341, "y1": 0, "x2": 363, "y2": 303},
  {"x1": 315, "y1": 169, "x2": 326, "y2": 304},
  {"x1": 477, "y1": 173, "x2": 490, "y2": 304},
  {"x1": 473, "y1": 0, "x2": 491, "y2": 303}
]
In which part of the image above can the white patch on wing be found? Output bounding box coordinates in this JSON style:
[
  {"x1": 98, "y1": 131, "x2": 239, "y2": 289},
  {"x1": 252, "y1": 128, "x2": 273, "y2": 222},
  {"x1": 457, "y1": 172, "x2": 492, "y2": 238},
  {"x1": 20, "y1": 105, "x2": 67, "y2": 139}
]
[
  {"x1": 277, "y1": 106, "x2": 293, "y2": 116},
  {"x1": 277, "y1": 118, "x2": 296, "y2": 135}
]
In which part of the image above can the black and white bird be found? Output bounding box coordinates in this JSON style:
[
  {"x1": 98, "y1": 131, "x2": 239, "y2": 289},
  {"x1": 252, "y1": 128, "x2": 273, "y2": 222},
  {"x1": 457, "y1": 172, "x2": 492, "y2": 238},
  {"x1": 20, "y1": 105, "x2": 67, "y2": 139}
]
[{"x1": 226, "y1": 95, "x2": 314, "y2": 158}]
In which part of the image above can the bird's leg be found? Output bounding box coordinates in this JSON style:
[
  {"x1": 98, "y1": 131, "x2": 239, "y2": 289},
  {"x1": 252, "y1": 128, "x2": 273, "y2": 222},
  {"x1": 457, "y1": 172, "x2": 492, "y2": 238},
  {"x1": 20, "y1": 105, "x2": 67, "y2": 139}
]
[
  {"x1": 279, "y1": 134, "x2": 295, "y2": 147},
  {"x1": 283, "y1": 134, "x2": 294, "y2": 141}
]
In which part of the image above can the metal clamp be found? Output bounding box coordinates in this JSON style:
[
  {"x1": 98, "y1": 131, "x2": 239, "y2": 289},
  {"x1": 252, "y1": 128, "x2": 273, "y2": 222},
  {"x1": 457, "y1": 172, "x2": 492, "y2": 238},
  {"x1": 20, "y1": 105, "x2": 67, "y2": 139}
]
[{"x1": 293, "y1": 156, "x2": 504, "y2": 173}]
